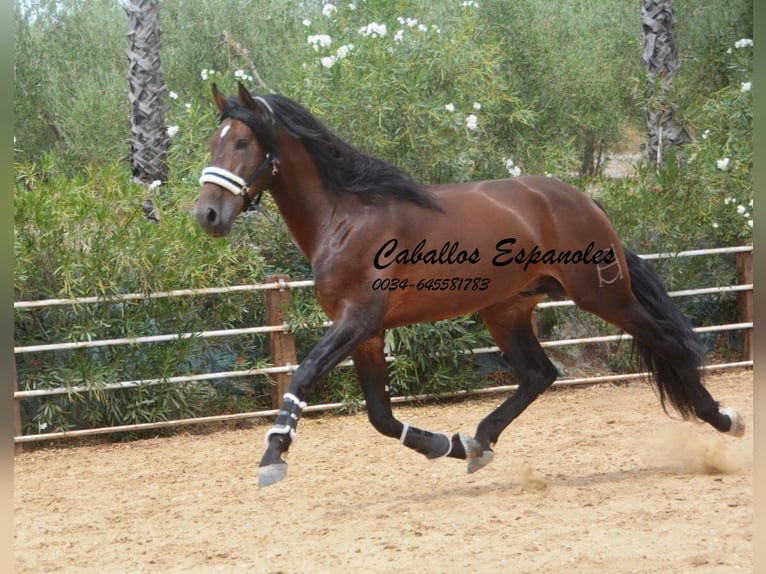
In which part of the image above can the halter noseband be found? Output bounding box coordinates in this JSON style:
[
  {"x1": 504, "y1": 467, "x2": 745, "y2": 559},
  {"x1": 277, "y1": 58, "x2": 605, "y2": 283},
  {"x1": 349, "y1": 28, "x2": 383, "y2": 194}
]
[
  {"x1": 198, "y1": 97, "x2": 279, "y2": 210},
  {"x1": 199, "y1": 153, "x2": 279, "y2": 210}
]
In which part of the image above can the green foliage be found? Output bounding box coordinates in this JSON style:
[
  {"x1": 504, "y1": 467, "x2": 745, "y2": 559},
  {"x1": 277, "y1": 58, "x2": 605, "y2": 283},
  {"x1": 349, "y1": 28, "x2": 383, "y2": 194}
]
[
  {"x1": 672, "y1": 0, "x2": 753, "y2": 98},
  {"x1": 13, "y1": 160, "x2": 275, "y2": 435},
  {"x1": 386, "y1": 316, "x2": 493, "y2": 397},
  {"x1": 14, "y1": 0, "x2": 752, "y2": 176},
  {"x1": 599, "y1": 38, "x2": 752, "y2": 253},
  {"x1": 283, "y1": 2, "x2": 535, "y2": 183},
  {"x1": 479, "y1": 0, "x2": 645, "y2": 173},
  {"x1": 14, "y1": 0, "x2": 129, "y2": 167}
]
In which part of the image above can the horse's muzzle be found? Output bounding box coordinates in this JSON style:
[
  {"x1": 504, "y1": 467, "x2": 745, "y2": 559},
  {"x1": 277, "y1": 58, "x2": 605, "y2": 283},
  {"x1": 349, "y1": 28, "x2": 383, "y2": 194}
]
[{"x1": 194, "y1": 186, "x2": 242, "y2": 237}]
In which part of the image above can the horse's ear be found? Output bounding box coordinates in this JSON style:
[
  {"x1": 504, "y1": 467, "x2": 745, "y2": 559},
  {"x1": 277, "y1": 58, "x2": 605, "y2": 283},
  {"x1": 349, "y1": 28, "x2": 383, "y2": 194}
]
[
  {"x1": 211, "y1": 83, "x2": 227, "y2": 114},
  {"x1": 237, "y1": 81, "x2": 257, "y2": 110},
  {"x1": 237, "y1": 82, "x2": 274, "y2": 124}
]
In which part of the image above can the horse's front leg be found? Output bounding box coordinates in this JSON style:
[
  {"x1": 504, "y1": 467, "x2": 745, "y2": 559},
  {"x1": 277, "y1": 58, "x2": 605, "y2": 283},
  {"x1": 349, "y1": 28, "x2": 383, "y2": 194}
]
[
  {"x1": 258, "y1": 310, "x2": 380, "y2": 487},
  {"x1": 353, "y1": 335, "x2": 486, "y2": 463}
]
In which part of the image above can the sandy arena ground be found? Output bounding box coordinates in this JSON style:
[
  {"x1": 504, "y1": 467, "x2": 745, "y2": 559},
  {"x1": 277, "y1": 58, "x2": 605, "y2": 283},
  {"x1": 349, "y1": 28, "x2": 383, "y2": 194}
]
[{"x1": 14, "y1": 370, "x2": 752, "y2": 573}]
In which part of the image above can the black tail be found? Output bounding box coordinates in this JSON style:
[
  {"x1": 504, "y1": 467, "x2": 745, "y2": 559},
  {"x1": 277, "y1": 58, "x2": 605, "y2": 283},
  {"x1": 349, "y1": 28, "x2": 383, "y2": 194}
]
[{"x1": 624, "y1": 251, "x2": 708, "y2": 419}]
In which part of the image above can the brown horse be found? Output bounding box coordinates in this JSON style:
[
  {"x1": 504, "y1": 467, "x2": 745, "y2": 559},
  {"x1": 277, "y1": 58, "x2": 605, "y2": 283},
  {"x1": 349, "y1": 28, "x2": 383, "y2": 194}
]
[{"x1": 194, "y1": 83, "x2": 744, "y2": 487}]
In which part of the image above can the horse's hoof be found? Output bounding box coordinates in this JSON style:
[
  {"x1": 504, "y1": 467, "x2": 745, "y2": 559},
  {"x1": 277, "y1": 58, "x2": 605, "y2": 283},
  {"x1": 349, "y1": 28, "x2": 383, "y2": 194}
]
[
  {"x1": 457, "y1": 432, "x2": 485, "y2": 459},
  {"x1": 720, "y1": 407, "x2": 745, "y2": 437},
  {"x1": 467, "y1": 450, "x2": 494, "y2": 474},
  {"x1": 258, "y1": 462, "x2": 288, "y2": 487}
]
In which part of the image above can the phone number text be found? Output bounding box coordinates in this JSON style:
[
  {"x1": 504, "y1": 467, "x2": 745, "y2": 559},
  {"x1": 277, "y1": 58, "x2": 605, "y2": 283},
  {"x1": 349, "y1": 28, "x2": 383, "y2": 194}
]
[{"x1": 371, "y1": 277, "x2": 490, "y2": 292}]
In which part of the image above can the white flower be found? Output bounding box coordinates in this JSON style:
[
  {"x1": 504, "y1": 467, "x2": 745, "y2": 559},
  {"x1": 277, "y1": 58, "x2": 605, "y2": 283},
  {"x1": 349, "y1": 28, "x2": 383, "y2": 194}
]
[
  {"x1": 465, "y1": 114, "x2": 479, "y2": 130},
  {"x1": 166, "y1": 125, "x2": 179, "y2": 137},
  {"x1": 702, "y1": 129, "x2": 710, "y2": 139},
  {"x1": 737, "y1": 204, "x2": 746, "y2": 214},
  {"x1": 168, "y1": 91, "x2": 178, "y2": 100},
  {"x1": 406, "y1": 18, "x2": 418, "y2": 28},
  {"x1": 712, "y1": 222, "x2": 720, "y2": 229},
  {"x1": 359, "y1": 22, "x2": 387, "y2": 38},
  {"x1": 461, "y1": 0, "x2": 480, "y2": 6},
  {"x1": 348, "y1": 3, "x2": 356, "y2": 10},
  {"x1": 201, "y1": 69, "x2": 215, "y2": 81},
  {"x1": 741, "y1": 82, "x2": 752, "y2": 93},
  {"x1": 717, "y1": 158, "x2": 730, "y2": 170},
  {"x1": 473, "y1": 102, "x2": 482, "y2": 111},
  {"x1": 39, "y1": 422, "x2": 48, "y2": 431},
  {"x1": 302, "y1": 18, "x2": 312, "y2": 27},
  {"x1": 445, "y1": 103, "x2": 455, "y2": 112},
  {"x1": 185, "y1": 102, "x2": 192, "y2": 110},
  {"x1": 149, "y1": 180, "x2": 162, "y2": 190},
  {"x1": 336, "y1": 43, "x2": 354, "y2": 59},
  {"x1": 747, "y1": 220, "x2": 753, "y2": 228},
  {"x1": 394, "y1": 29, "x2": 405, "y2": 42},
  {"x1": 418, "y1": 24, "x2": 427, "y2": 32},
  {"x1": 504, "y1": 159, "x2": 521, "y2": 177},
  {"x1": 234, "y1": 69, "x2": 254, "y2": 82},
  {"x1": 320, "y1": 56, "x2": 336, "y2": 69},
  {"x1": 308, "y1": 34, "x2": 332, "y2": 51},
  {"x1": 321, "y1": 3, "x2": 337, "y2": 18},
  {"x1": 734, "y1": 38, "x2": 753, "y2": 49}
]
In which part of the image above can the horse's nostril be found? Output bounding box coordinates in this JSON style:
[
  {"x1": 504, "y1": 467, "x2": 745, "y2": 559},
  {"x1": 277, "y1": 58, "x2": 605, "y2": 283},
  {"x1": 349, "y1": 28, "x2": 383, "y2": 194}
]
[{"x1": 206, "y1": 207, "x2": 217, "y2": 224}]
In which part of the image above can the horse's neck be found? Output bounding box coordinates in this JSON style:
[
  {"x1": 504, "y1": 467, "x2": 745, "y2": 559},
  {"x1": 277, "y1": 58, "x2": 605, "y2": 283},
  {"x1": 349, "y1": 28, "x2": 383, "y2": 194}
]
[{"x1": 269, "y1": 161, "x2": 333, "y2": 262}]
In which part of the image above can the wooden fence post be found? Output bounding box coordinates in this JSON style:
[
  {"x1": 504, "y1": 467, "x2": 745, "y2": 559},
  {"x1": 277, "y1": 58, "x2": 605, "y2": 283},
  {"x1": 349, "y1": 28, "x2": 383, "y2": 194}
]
[
  {"x1": 264, "y1": 275, "x2": 298, "y2": 408},
  {"x1": 736, "y1": 251, "x2": 753, "y2": 362},
  {"x1": 14, "y1": 360, "x2": 24, "y2": 454}
]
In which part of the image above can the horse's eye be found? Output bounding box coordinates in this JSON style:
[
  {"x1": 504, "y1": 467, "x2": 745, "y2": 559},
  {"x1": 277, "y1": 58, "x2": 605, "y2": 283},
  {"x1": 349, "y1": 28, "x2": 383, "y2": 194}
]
[{"x1": 235, "y1": 138, "x2": 249, "y2": 150}]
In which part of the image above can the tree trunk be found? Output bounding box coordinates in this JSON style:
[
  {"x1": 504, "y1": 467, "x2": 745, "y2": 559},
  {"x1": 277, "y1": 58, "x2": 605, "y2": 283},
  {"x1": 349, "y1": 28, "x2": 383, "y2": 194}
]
[
  {"x1": 641, "y1": 0, "x2": 690, "y2": 165},
  {"x1": 124, "y1": 0, "x2": 169, "y2": 193},
  {"x1": 580, "y1": 129, "x2": 605, "y2": 176}
]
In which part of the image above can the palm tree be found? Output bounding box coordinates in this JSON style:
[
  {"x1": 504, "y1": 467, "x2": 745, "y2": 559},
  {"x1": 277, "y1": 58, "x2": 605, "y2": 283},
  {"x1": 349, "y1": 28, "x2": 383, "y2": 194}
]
[
  {"x1": 124, "y1": 0, "x2": 168, "y2": 221},
  {"x1": 641, "y1": 0, "x2": 691, "y2": 165}
]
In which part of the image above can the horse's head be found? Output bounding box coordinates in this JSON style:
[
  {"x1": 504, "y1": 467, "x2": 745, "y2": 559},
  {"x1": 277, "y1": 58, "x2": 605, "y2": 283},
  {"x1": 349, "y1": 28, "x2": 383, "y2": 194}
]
[{"x1": 194, "y1": 83, "x2": 279, "y2": 237}]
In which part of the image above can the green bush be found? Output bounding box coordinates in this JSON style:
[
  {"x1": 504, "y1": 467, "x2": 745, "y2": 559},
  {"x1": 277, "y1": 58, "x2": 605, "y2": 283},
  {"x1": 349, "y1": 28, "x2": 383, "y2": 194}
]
[
  {"x1": 599, "y1": 37, "x2": 752, "y2": 253},
  {"x1": 13, "y1": 160, "x2": 274, "y2": 435}
]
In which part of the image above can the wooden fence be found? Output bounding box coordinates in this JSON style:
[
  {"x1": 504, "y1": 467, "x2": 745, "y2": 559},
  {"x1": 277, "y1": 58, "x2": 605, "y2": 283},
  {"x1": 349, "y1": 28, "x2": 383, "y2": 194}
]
[{"x1": 13, "y1": 246, "x2": 753, "y2": 450}]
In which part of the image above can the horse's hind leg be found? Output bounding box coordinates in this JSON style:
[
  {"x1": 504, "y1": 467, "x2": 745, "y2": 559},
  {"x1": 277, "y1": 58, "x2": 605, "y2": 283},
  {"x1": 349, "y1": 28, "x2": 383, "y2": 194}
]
[
  {"x1": 582, "y1": 295, "x2": 741, "y2": 434},
  {"x1": 468, "y1": 296, "x2": 559, "y2": 473},
  {"x1": 353, "y1": 336, "x2": 485, "y2": 462},
  {"x1": 562, "y1": 249, "x2": 744, "y2": 437}
]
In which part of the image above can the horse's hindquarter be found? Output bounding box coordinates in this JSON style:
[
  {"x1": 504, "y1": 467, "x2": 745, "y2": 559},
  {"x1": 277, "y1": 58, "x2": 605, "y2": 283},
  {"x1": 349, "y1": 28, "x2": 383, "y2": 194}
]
[{"x1": 313, "y1": 177, "x2": 624, "y2": 328}]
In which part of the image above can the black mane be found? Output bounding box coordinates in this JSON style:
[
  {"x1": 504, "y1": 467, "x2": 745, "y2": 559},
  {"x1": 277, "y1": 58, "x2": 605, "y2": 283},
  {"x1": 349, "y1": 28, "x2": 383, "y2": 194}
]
[{"x1": 224, "y1": 93, "x2": 441, "y2": 211}]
